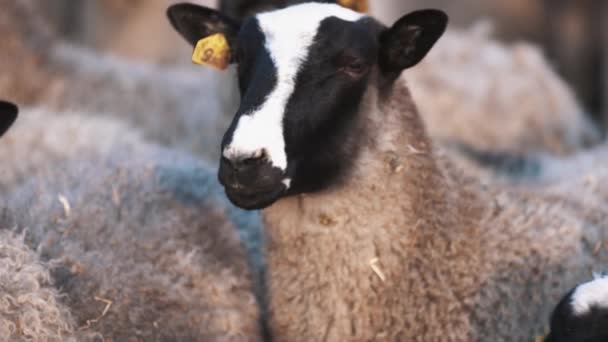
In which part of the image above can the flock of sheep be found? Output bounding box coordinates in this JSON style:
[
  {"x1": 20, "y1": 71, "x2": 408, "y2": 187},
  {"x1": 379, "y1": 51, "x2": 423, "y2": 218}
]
[{"x1": 1, "y1": 0, "x2": 607, "y2": 341}]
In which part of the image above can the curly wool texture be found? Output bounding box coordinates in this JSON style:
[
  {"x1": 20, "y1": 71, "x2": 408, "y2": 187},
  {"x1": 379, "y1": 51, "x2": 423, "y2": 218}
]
[
  {"x1": 405, "y1": 22, "x2": 600, "y2": 155},
  {"x1": 2, "y1": 152, "x2": 263, "y2": 341},
  {"x1": 0, "y1": 230, "x2": 81, "y2": 342},
  {"x1": 0, "y1": 108, "x2": 145, "y2": 194},
  {"x1": 261, "y1": 79, "x2": 608, "y2": 341},
  {"x1": 0, "y1": 107, "x2": 264, "y2": 341},
  {"x1": 0, "y1": 106, "x2": 265, "y2": 280}
]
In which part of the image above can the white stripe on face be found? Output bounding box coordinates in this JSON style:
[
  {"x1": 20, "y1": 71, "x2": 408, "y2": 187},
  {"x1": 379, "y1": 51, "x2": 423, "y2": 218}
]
[
  {"x1": 570, "y1": 274, "x2": 608, "y2": 316},
  {"x1": 223, "y1": 3, "x2": 364, "y2": 171}
]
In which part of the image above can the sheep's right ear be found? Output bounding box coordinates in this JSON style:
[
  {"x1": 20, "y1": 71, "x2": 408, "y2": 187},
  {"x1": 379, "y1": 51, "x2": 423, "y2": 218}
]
[
  {"x1": 167, "y1": 3, "x2": 240, "y2": 47},
  {"x1": 0, "y1": 101, "x2": 18, "y2": 138}
]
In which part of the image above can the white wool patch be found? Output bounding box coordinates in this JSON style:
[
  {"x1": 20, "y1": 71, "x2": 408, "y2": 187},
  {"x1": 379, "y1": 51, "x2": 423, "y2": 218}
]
[
  {"x1": 223, "y1": 3, "x2": 364, "y2": 171},
  {"x1": 570, "y1": 274, "x2": 608, "y2": 316}
]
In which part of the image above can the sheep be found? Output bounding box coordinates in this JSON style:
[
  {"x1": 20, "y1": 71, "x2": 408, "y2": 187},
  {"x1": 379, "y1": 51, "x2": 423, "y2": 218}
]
[
  {"x1": 1, "y1": 100, "x2": 81, "y2": 341},
  {"x1": 169, "y1": 3, "x2": 608, "y2": 340},
  {"x1": 444, "y1": 140, "x2": 608, "y2": 187},
  {"x1": 0, "y1": 107, "x2": 145, "y2": 194},
  {"x1": 3, "y1": 154, "x2": 263, "y2": 341},
  {"x1": 0, "y1": 100, "x2": 18, "y2": 138},
  {"x1": 545, "y1": 274, "x2": 608, "y2": 342},
  {"x1": 216, "y1": 0, "x2": 600, "y2": 156},
  {"x1": 405, "y1": 21, "x2": 601, "y2": 156},
  {"x1": 5, "y1": 0, "x2": 598, "y2": 168},
  {"x1": 0, "y1": 105, "x2": 265, "y2": 341}
]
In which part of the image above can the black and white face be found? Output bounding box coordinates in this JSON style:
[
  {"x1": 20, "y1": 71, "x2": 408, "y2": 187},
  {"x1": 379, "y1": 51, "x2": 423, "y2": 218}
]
[
  {"x1": 0, "y1": 100, "x2": 18, "y2": 138},
  {"x1": 168, "y1": 2, "x2": 447, "y2": 210}
]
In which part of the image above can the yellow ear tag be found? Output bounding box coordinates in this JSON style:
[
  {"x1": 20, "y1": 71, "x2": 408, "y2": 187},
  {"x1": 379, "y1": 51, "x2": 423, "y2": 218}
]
[
  {"x1": 338, "y1": 0, "x2": 369, "y2": 13},
  {"x1": 192, "y1": 33, "x2": 231, "y2": 71}
]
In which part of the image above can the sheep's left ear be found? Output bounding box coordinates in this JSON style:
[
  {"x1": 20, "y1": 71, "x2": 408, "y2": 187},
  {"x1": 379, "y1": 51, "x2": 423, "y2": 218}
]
[
  {"x1": 0, "y1": 100, "x2": 18, "y2": 138},
  {"x1": 167, "y1": 3, "x2": 240, "y2": 47},
  {"x1": 378, "y1": 9, "x2": 447, "y2": 73}
]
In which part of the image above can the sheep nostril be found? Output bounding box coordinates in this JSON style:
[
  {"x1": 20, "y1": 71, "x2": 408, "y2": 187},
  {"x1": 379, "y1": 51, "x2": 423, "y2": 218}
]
[
  {"x1": 223, "y1": 153, "x2": 266, "y2": 173},
  {"x1": 242, "y1": 156, "x2": 263, "y2": 166}
]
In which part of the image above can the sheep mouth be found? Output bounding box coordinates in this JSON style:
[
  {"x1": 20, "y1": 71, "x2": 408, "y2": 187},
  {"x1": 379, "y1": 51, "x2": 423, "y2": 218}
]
[{"x1": 224, "y1": 184, "x2": 285, "y2": 210}]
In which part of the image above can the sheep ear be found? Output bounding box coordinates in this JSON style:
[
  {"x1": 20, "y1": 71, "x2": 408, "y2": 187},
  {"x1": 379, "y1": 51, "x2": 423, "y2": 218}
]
[
  {"x1": 0, "y1": 100, "x2": 18, "y2": 138},
  {"x1": 378, "y1": 9, "x2": 447, "y2": 73},
  {"x1": 167, "y1": 3, "x2": 240, "y2": 47}
]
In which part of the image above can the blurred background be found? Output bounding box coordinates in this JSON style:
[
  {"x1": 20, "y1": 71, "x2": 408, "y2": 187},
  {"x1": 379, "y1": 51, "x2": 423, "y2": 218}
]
[{"x1": 39, "y1": 0, "x2": 608, "y2": 133}]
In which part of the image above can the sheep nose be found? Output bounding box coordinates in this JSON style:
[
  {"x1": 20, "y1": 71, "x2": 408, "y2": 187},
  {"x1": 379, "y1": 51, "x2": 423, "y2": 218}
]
[{"x1": 223, "y1": 152, "x2": 266, "y2": 172}]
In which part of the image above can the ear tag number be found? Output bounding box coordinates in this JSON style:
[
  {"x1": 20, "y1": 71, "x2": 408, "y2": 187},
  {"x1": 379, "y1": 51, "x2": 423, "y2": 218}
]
[
  {"x1": 192, "y1": 33, "x2": 231, "y2": 71},
  {"x1": 338, "y1": 0, "x2": 369, "y2": 13}
]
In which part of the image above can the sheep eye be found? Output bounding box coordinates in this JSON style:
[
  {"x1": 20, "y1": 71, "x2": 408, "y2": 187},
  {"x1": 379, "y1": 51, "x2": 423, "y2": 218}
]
[{"x1": 336, "y1": 54, "x2": 368, "y2": 77}]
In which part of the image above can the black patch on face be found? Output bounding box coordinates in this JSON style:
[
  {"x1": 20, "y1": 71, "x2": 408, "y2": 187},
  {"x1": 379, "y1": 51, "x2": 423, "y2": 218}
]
[
  {"x1": 546, "y1": 287, "x2": 608, "y2": 342},
  {"x1": 282, "y1": 17, "x2": 382, "y2": 195},
  {"x1": 0, "y1": 100, "x2": 18, "y2": 138}
]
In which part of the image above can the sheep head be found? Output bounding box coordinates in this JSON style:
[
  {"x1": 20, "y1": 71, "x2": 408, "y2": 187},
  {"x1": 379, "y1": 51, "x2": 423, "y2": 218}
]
[{"x1": 168, "y1": 2, "x2": 447, "y2": 210}]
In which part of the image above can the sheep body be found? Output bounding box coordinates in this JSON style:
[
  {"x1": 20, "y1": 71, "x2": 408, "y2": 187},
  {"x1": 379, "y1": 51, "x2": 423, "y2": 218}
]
[
  {"x1": 406, "y1": 22, "x2": 600, "y2": 156},
  {"x1": 0, "y1": 107, "x2": 145, "y2": 194},
  {"x1": 0, "y1": 108, "x2": 265, "y2": 341},
  {"x1": 261, "y1": 81, "x2": 608, "y2": 341},
  {"x1": 4, "y1": 155, "x2": 262, "y2": 341}
]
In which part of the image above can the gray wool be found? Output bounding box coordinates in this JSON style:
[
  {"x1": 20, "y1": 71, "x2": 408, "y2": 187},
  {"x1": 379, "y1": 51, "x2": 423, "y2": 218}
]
[{"x1": 0, "y1": 109, "x2": 265, "y2": 341}]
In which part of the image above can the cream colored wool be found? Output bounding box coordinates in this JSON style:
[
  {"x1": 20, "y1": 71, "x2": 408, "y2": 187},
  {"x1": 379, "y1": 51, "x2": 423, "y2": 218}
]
[
  {"x1": 261, "y1": 75, "x2": 608, "y2": 341},
  {"x1": 0, "y1": 230, "x2": 85, "y2": 342},
  {"x1": 406, "y1": 22, "x2": 600, "y2": 156}
]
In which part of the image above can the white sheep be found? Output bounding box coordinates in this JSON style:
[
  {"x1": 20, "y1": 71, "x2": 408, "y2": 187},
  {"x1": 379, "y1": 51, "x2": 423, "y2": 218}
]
[
  {"x1": 0, "y1": 105, "x2": 265, "y2": 341},
  {"x1": 168, "y1": 3, "x2": 608, "y2": 340}
]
